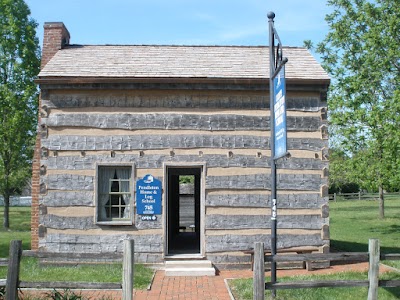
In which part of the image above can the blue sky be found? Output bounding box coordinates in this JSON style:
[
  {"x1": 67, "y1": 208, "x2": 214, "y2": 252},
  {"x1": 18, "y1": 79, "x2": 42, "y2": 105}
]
[{"x1": 25, "y1": 0, "x2": 331, "y2": 49}]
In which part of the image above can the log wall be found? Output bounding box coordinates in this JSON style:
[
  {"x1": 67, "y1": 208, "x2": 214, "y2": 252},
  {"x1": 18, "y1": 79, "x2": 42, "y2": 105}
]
[{"x1": 37, "y1": 87, "x2": 329, "y2": 266}]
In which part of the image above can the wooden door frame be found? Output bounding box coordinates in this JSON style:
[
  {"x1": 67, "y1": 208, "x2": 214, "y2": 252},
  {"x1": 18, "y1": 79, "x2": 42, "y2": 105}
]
[{"x1": 163, "y1": 162, "x2": 206, "y2": 257}]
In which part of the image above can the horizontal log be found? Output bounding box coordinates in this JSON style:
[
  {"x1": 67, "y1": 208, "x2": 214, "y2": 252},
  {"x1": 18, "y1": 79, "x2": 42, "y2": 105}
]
[
  {"x1": 381, "y1": 254, "x2": 400, "y2": 261},
  {"x1": 0, "y1": 258, "x2": 8, "y2": 266},
  {"x1": 45, "y1": 113, "x2": 323, "y2": 132},
  {"x1": 42, "y1": 215, "x2": 97, "y2": 230},
  {"x1": 44, "y1": 174, "x2": 94, "y2": 191},
  {"x1": 265, "y1": 280, "x2": 369, "y2": 290},
  {"x1": 31, "y1": 251, "x2": 162, "y2": 264},
  {"x1": 41, "y1": 135, "x2": 326, "y2": 151},
  {"x1": 206, "y1": 173, "x2": 325, "y2": 191},
  {"x1": 205, "y1": 215, "x2": 323, "y2": 230},
  {"x1": 43, "y1": 233, "x2": 163, "y2": 253},
  {"x1": 22, "y1": 250, "x2": 38, "y2": 257},
  {"x1": 43, "y1": 95, "x2": 323, "y2": 111},
  {"x1": 379, "y1": 280, "x2": 400, "y2": 288},
  {"x1": 19, "y1": 281, "x2": 122, "y2": 289},
  {"x1": 206, "y1": 253, "x2": 251, "y2": 264},
  {"x1": 265, "y1": 252, "x2": 369, "y2": 262},
  {"x1": 41, "y1": 191, "x2": 94, "y2": 207},
  {"x1": 135, "y1": 214, "x2": 163, "y2": 230},
  {"x1": 0, "y1": 279, "x2": 5, "y2": 287},
  {"x1": 206, "y1": 193, "x2": 327, "y2": 209},
  {"x1": 43, "y1": 174, "x2": 324, "y2": 192},
  {"x1": 34, "y1": 251, "x2": 122, "y2": 259},
  {"x1": 43, "y1": 154, "x2": 327, "y2": 170},
  {"x1": 42, "y1": 214, "x2": 162, "y2": 230},
  {"x1": 41, "y1": 191, "x2": 327, "y2": 209},
  {"x1": 40, "y1": 81, "x2": 328, "y2": 92},
  {"x1": 206, "y1": 234, "x2": 324, "y2": 253}
]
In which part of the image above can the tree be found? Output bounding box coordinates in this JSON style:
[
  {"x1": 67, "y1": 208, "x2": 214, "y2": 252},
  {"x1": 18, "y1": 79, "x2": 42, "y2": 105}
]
[
  {"x1": 0, "y1": 0, "x2": 40, "y2": 229},
  {"x1": 306, "y1": 0, "x2": 400, "y2": 218},
  {"x1": 328, "y1": 148, "x2": 360, "y2": 194}
]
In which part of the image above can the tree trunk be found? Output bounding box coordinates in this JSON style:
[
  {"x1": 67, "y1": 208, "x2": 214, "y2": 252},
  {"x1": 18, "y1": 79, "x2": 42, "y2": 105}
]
[
  {"x1": 3, "y1": 195, "x2": 10, "y2": 229},
  {"x1": 378, "y1": 185, "x2": 384, "y2": 219}
]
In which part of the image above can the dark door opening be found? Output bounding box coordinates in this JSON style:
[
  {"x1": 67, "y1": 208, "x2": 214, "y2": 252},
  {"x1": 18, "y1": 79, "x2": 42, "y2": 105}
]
[{"x1": 167, "y1": 167, "x2": 201, "y2": 255}]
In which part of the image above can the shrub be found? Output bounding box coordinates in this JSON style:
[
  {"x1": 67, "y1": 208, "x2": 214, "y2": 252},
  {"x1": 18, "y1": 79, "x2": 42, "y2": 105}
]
[
  {"x1": 0, "y1": 286, "x2": 5, "y2": 300},
  {"x1": 44, "y1": 289, "x2": 85, "y2": 300}
]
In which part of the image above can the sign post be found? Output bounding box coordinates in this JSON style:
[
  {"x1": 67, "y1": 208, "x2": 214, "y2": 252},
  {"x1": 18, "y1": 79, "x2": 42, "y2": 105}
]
[{"x1": 268, "y1": 11, "x2": 288, "y2": 298}]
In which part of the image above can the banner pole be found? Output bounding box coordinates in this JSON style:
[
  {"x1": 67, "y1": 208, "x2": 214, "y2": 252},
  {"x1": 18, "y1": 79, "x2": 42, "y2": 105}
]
[{"x1": 268, "y1": 11, "x2": 277, "y2": 298}]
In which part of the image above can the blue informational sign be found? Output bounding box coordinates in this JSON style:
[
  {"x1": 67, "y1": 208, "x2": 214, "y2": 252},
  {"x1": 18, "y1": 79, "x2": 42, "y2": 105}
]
[
  {"x1": 273, "y1": 66, "x2": 287, "y2": 159},
  {"x1": 136, "y1": 174, "x2": 162, "y2": 215}
]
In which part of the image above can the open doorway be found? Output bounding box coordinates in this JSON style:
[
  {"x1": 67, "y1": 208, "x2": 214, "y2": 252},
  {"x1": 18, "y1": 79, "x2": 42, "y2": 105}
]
[{"x1": 166, "y1": 167, "x2": 202, "y2": 255}]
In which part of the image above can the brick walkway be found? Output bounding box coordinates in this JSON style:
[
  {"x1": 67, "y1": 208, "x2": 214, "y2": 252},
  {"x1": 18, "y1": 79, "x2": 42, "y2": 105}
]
[
  {"x1": 20, "y1": 262, "x2": 392, "y2": 300},
  {"x1": 134, "y1": 262, "x2": 392, "y2": 300}
]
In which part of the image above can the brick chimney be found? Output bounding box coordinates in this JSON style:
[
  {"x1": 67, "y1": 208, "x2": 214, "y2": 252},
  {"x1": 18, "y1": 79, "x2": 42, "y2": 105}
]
[{"x1": 41, "y1": 22, "x2": 70, "y2": 69}]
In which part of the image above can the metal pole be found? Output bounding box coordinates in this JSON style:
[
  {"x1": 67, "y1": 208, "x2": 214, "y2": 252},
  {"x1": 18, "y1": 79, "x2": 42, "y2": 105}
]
[{"x1": 268, "y1": 11, "x2": 277, "y2": 298}]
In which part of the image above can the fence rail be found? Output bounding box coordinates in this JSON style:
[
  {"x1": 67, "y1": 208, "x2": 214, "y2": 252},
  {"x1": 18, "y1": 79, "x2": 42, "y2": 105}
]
[
  {"x1": 0, "y1": 239, "x2": 134, "y2": 300},
  {"x1": 329, "y1": 191, "x2": 400, "y2": 201},
  {"x1": 253, "y1": 239, "x2": 400, "y2": 300}
]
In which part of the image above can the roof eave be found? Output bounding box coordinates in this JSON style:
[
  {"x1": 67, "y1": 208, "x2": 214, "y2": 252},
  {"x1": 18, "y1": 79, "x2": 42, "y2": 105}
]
[{"x1": 35, "y1": 76, "x2": 330, "y2": 86}]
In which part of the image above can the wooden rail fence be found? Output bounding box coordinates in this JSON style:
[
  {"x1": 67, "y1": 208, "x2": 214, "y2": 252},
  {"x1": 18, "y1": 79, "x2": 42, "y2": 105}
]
[
  {"x1": 0, "y1": 239, "x2": 135, "y2": 300},
  {"x1": 329, "y1": 191, "x2": 400, "y2": 201},
  {"x1": 253, "y1": 239, "x2": 400, "y2": 300}
]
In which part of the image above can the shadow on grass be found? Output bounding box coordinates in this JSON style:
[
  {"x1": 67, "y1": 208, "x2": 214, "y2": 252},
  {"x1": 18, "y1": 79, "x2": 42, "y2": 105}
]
[
  {"x1": 331, "y1": 240, "x2": 400, "y2": 299},
  {"x1": 382, "y1": 273, "x2": 400, "y2": 299},
  {"x1": 0, "y1": 243, "x2": 10, "y2": 258},
  {"x1": 385, "y1": 287, "x2": 400, "y2": 299},
  {"x1": 331, "y1": 240, "x2": 400, "y2": 254},
  {"x1": 380, "y1": 224, "x2": 400, "y2": 235}
]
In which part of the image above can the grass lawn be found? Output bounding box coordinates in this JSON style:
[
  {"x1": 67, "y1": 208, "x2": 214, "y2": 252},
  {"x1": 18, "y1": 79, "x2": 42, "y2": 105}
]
[
  {"x1": 0, "y1": 207, "x2": 31, "y2": 257},
  {"x1": 0, "y1": 206, "x2": 153, "y2": 290},
  {"x1": 0, "y1": 257, "x2": 153, "y2": 290},
  {"x1": 230, "y1": 272, "x2": 400, "y2": 300},
  {"x1": 330, "y1": 198, "x2": 400, "y2": 269},
  {"x1": 229, "y1": 197, "x2": 400, "y2": 299}
]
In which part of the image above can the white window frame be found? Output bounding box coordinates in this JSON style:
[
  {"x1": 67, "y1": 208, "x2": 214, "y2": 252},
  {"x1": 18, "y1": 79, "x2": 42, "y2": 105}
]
[{"x1": 95, "y1": 163, "x2": 135, "y2": 225}]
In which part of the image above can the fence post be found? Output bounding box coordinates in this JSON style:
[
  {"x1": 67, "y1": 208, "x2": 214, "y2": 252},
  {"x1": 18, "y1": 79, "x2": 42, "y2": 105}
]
[
  {"x1": 253, "y1": 242, "x2": 265, "y2": 300},
  {"x1": 122, "y1": 239, "x2": 134, "y2": 300},
  {"x1": 6, "y1": 240, "x2": 22, "y2": 300},
  {"x1": 359, "y1": 191, "x2": 361, "y2": 201},
  {"x1": 334, "y1": 193, "x2": 336, "y2": 202},
  {"x1": 367, "y1": 239, "x2": 380, "y2": 300}
]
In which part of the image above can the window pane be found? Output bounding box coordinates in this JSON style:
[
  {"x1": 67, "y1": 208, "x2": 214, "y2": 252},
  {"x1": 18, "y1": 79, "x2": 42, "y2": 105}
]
[
  {"x1": 98, "y1": 166, "x2": 132, "y2": 222},
  {"x1": 120, "y1": 180, "x2": 130, "y2": 193}
]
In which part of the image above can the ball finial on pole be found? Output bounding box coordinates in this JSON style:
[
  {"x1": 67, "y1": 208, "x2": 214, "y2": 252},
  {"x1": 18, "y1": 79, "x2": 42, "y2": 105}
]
[{"x1": 267, "y1": 11, "x2": 275, "y2": 20}]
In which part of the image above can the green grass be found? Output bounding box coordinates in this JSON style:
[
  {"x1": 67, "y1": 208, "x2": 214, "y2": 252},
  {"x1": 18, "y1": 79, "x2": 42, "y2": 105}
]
[
  {"x1": 229, "y1": 272, "x2": 400, "y2": 300},
  {"x1": 330, "y1": 198, "x2": 400, "y2": 269},
  {"x1": 0, "y1": 207, "x2": 31, "y2": 257},
  {"x1": 229, "y1": 198, "x2": 400, "y2": 299},
  {"x1": 0, "y1": 206, "x2": 153, "y2": 290},
  {"x1": 0, "y1": 257, "x2": 153, "y2": 290}
]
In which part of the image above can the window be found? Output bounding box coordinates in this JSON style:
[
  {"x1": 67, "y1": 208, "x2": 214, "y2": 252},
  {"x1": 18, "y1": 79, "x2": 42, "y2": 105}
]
[{"x1": 96, "y1": 165, "x2": 133, "y2": 224}]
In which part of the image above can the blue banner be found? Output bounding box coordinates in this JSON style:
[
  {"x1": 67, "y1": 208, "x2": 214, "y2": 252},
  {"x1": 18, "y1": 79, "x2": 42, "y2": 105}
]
[
  {"x1": 136, "y1": 174, "x2": 162, "y2": 215},
  {"x1": 273, "y1": 66, "x2": 287, "y2": 159}
]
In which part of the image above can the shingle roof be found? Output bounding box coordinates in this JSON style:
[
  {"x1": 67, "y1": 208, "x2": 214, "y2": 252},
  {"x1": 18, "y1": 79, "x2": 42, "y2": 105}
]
[{"x1": 38, "y1": 45, "x2": 330, "y2": 82}]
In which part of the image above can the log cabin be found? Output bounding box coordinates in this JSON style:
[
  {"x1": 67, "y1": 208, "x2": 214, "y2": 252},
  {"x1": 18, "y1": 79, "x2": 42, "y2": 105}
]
[{"x1": 31, "y1": 22, "x2": 330, "y2": 272}]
